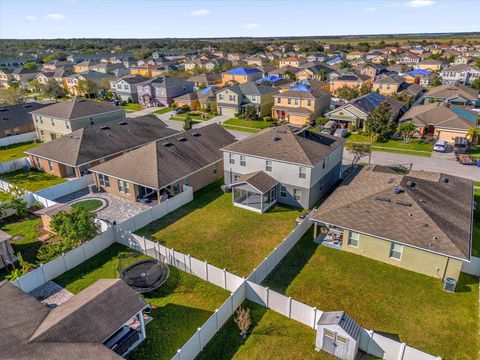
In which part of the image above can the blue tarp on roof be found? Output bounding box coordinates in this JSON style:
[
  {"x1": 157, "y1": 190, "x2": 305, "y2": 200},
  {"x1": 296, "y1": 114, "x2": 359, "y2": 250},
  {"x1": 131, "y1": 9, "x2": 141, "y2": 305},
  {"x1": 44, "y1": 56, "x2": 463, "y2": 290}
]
[
  {"x1": 327, "y1": 57, "x2": 343, "y2": 64},
  {"x1": 290, "y1": 84, "x2": 312, "y2": 92},
  {"x1": 256, "y1": 75, "x2": 282, "y2": 84},
  {"x1": 407, "y1": 69, "x2": 431, "y2": 77},
  {"x1": 199, "y1": 85, "x2": 213, "y2": 94},
  {"x1": 451, "y1": 106, "x2": 479, "y2": 124},
  {"x1": 227, "y1": 67, "x2": 261, "y2": 75}
]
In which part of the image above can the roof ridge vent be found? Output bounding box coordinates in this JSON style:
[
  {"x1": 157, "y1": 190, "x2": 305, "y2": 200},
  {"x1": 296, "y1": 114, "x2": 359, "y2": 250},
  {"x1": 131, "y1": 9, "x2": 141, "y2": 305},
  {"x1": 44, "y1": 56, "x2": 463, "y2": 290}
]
[
  {"x1": 375, "y1": 195, "x2": 391, "y2": 203},
  {"x1": 118, "y1": 121, "x2": 128, "y2": 125},
  {"x1": 191, "y1": 132, "x2": 201, "y2": 137},
  {"x1": 163, "y1": 141, "x2": 174, "y2": 147},
  {"x1": 100, "y1": 126, "x2": 110, "y2": 130}
]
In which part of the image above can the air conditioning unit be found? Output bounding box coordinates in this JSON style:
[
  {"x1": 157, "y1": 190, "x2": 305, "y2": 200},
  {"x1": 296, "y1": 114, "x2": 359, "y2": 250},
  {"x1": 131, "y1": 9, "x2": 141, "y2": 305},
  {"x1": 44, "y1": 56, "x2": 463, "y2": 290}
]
[{"x1": 443, "y1": 277, "x2": 456, "y2": 293}]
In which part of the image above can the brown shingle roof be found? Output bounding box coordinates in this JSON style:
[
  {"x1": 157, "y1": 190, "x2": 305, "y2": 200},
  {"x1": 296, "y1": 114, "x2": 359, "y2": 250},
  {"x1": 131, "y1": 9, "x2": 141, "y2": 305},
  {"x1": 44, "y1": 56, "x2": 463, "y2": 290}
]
[
  {"x1": 222, "y1": 125, "x2": 345, "y2": 166},
  {"x1": 311, "y1": 165, "x2": 473, "y2": 260},
  {"x1": 425, "y1": 82, "x2": 479, "y2": 101},
  {"x1": 91, "y1": 124, "x2": 236, "y2": 189},
  {"x1": 30, "y1": 98, "x2": 122, "y2": 120},
  {"x1": 232, "y1": 171, "x2": 279, "y2": 193},
  {"x1": 400, "y1": 103, "x2": 474, "y2": 130}
]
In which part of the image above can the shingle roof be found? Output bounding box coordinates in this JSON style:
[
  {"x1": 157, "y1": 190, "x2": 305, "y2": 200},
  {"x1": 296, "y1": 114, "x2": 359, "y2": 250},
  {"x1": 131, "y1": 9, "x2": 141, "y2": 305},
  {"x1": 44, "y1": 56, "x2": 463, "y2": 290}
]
[
  {"x1": 26, "y1": 115, "x2": 178, "y2": 166},
  {"x1": 0, "y1": 102, "x2": 48, "y2": 130},
  {"x1": 222, "y1": 125, "x2": 345, "y2": 166},
  {"x1": 311, "y1": 165, "x2": 473, "y2": 260},
  {"x1": 30, "y1": 98, "x2": 122, "y2": 120},
  {"x1": 329, "y1": 93, "x2": 405, "y2": 118},
  {"x1": 91, "y1": 124, "x2": 236, "y2": 189},
  {"x1": 400, "y1": 103, "x2": 474, "y2": 130},
  {"x1": 140, "y1": 75, "x2": 193, "y2": 89},
  {"x1": 231, "y1": 171, "x2": 279, "y2": 193},
  {"x1": 425, "y1": 82, "x2": 479, "y2": 101}
]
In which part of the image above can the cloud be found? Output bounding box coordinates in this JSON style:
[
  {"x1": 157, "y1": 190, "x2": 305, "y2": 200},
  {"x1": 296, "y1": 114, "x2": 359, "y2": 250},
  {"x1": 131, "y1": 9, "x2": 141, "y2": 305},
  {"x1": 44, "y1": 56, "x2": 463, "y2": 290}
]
[
  {"x1": 25, "y1": 15, "x2": 37, "y2": 21},
  {"x1": 365, "y1": 7, "x2": 376, "y2": 12},
  {"x1": 190, "y1": 9, "x2": 211, "y2": 16},
  {"x1": 405, "y1": 0, "x2": 435, "y2": 7},
  {"x1": 244, "y1": 23, "x2": 259, "y2": 29},
  {"x1": 385, "y1": 2, "x2": 400, "y2": 7},
  {"x1": 44, "y1": 13, "x2": 66, "y2": 20}
]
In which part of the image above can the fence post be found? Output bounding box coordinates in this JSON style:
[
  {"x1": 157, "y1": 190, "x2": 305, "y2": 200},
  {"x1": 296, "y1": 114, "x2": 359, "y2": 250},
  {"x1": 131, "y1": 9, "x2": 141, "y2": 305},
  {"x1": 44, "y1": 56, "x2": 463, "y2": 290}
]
[
  {"x1": 223, "y1": 268, "x2": 227, "y2": 289},
  {"x1": 82, "y1": 243, "x2": 87, "y2": 261},
  {"x1": 198, "y1": 327, "x2": 203, "y2": 349},
  {"x1": 230, "y1": 294, "x2": 234, "y2": 314},
  {"x1": 215, "y1": 309, "x2": 219, "y2": 331},
  {"x1": 184, "y1": 253, "x2": 187, "y2": 272},
  {"x1": 205, "y1": 260, "x2": 209, "y2": 281},
  {"x1": 312, "y1": 307, "x2": 317, "y2": 329},
  {"x1": 62, "y1": 253, "x2": 67, "y2": 271},
  {"x1": 172, "y1": 248, "x2": 175, "y2": 266},
  {"x1": 143, "y1": 236, "x2": 147, "y2": 255},
  {"x1": 288, "y1": 297, "x2": 292, "y2": 318},
  {"x1": 176, "y1": 349, "x2": 182, "y2": 360},
  {"x1": 398, "y1": 342, "x2": 407, "y2": 360},
  {"x1": 265, "y1": 287, "x2": 269, "y2": 307},
  {"x1": 188, "y1": 254, "x2": 192, "y2": 274},
  {"x1": 41, "y1": 265, "x2": 47, "y2": 283}
]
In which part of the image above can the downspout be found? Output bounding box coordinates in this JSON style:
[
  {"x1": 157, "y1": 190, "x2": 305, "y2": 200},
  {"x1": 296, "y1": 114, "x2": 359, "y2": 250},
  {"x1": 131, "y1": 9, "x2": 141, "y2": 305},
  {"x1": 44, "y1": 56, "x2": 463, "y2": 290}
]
[{"x1": 442, "y1": 256, "x2": 450, "y2": 282}]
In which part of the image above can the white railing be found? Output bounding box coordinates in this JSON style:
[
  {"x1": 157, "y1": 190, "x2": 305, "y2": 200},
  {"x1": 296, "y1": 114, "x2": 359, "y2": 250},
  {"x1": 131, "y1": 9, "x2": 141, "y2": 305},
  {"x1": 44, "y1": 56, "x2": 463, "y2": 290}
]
[{"x1": 0, "y1": 132, "x2": 37, "y2": 147}]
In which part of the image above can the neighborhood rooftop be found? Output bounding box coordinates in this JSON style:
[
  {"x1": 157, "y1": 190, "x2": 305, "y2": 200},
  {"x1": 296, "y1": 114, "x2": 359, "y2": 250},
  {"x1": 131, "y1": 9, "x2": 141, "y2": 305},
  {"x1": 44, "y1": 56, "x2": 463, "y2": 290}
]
[{"x1": 29, "y1": 97, "x2": 121, "y2": 120}]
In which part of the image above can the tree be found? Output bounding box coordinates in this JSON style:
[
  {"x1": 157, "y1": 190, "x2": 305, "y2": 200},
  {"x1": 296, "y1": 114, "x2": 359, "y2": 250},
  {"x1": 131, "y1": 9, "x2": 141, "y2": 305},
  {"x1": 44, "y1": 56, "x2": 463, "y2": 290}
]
[
  {"x1": 336, "y1": 85, "x2": 359, "y2": 101},
  {"x1": 50, "y1": 207, "x2": 100, "y2": 248},
  {"x1": 243, "y1": 106, "x2": 258, "y2": 121},
  {"x1": 365, "y1": 101, "x2": 396, "y2": 141},
  {"x1": 234, "y1": 307, "x2": 252, "y2": 339},
  {"x1": 359, "y1": 82, "x2": 372, "y2": 96},
  {"x1": 471, "y1": 77, "x2": 480, "y2": 91},
  {"x1": 398, "y1": 121, "x2": 417, "y2": 145},
  {"x1": 283, "y1": 69, "x2": 297, "y2": 81},
  {"x1": 6, "y1": 253, "x2": 31, "y2": 281},
  {"x1": 317, "y1": 68, "x2": 326, "y2": 81},
  {"x1": 23, "y1": 62, "x2": 38, "y2": 70},
  {"x1": 467, "y1": 127, "x2": 480, "y2": 145},
  {"x1": 41, "y1": 78, "x2": 66, "y2": 100},
  {"x1": 28, "y1": 79, "x2": 41, "y2": 92},
  {"x1": 77, "y1": 79, "x2": 98, "y2": 98},
  {"x1": 1, "y1": 86, "x2": 25, "y2": 104},
  {"x1": 349, "y1": 142, "x2": 372, "y2": 165},
  {"x1": 183, "y1": 115, "x2": 193, "y2": 130},
  {"x1": 432, "y1": 74, "x2": 442, "y2": 87}
]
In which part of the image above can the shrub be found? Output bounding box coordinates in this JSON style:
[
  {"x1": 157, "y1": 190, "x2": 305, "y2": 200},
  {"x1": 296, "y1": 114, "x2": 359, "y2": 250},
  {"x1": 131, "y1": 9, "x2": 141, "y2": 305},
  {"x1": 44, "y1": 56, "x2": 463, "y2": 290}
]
[
  {"x1": 127, "y1": 97, "x2": 133, "y2": 103},
  {"x1": 348, "y1": 124, "x2": 356, "y2": 132},
  {"x1": 120, "y1": 101, "x2": 127, "y2": 106},
  {"x1": 315, "y1": 117, "x2": 329, "y2": 126},
  {"x1": 263, "y1": 116, "x2": 272, "y2": 122}
]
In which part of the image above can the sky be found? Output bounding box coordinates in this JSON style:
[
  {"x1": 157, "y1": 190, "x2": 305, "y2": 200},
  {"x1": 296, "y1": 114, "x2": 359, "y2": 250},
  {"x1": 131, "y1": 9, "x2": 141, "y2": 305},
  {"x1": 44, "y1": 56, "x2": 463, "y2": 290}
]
[{"x1": 0, "y1": 0, "x2": 479, "y2": 39}]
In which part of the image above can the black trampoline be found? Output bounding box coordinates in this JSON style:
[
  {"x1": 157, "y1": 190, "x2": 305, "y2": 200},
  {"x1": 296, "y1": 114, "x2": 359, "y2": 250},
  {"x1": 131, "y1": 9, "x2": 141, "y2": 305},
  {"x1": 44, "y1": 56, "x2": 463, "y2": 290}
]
[{"x1": 119, "y1": 258, "x2": 170, "y2": 293}]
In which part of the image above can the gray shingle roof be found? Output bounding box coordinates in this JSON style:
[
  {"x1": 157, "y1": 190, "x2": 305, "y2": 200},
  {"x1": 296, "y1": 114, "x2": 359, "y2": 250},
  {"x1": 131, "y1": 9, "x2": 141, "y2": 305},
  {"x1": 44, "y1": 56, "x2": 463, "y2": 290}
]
[
  {"x1": 222, "y1": 125, "x2": 345, "y2": 166},
  {"x1": 91, "y1": 124, "x2": 236, "y2": 189},
  {"x1": 232, "y1": 171, "x2": 279, "y2": 193},
  {"x1": 311, "y1": 165, "x2": 473, "y2": 260},
  {"x1": 399, "y1": 102, "x2": 474, "y2": 130},
  {"x1": 26, "y1": 115, "x2": 178, "y2": 166},
  {"x1": 0, "y1": 102, "x2": 48, "y2": 130},
  {"x1": 30, "y1": 98, "x2": 123, "y2": 120}
]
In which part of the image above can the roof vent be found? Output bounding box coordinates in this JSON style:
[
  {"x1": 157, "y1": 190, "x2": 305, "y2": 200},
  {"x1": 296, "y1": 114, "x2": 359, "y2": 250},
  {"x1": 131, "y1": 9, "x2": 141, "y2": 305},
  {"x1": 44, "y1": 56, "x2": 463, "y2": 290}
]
[
  {"x1": 396, "y1": 200, "x2": 412, "y2": 207},
  {"x1": 432, "y1": 236, "x2": 438, "y2": 240},
  {"x1": 420, "y1": 198, "x2": 427, "y2": 204},
  {"x1": 100, "y1": 126, "x2": 110, "y2": 130},
  {"x1": 443, "y1": 177, "x2": 449, "y2": 183},
  {"x1": 1, "y1": 117, "x2": 8, "y2": 121},
  {"x1": 163, "y1": 142, "x2": 174, "y2": 147},
  {"x1": 272, "y1": 136, "x2": 280, "y2": 141},
  {"x1": 0, "y1": 108, "x2": 6, "y2": 112},
  {"x1": 22, "y1": 104, "x2": 31, "y2": 108},
  {"x1": 375, "y1": 196, "x2": 391, "y2": 203},
  {"x1": 406, "y1": 180, "x2": 416, "y2": 189},
  {"x1": 119, "y1": 121, "x2": 128, "y2": 125},
  {"x1": 192, "y1": 132, "x2": 201, "y2": 137},
  {"x1": 176, "y1": 137, "x2": 187, "y2": 142},
  {"x1": 392, "y1": 187, "x2": 402, "y2": 194}
]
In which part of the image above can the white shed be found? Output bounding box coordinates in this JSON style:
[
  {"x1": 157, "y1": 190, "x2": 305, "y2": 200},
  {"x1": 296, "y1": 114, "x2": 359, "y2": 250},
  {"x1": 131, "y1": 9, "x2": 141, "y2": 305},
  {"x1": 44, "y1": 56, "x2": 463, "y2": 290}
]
[
  {"x1": 0, "y1": 230, "x2": 17, "y2": 270},
  {"x1": 315, "y1": 311, "x2": 361, "y2": 360}
]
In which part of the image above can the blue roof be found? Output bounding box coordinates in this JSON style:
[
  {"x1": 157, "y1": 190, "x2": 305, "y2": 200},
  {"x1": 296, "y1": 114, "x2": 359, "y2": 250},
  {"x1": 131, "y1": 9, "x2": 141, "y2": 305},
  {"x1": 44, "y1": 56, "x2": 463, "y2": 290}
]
[
  {"x1": 290, "y1": 84, "x2": 312, "y2": 92},
  {"x1": 227, "y1": 67, "x2": 262, "y2": 75},
  {"x1": 199, "y1": 85, "x2": 213, "y2": 95},
  {"x1": 327, "y1": 57, "x2": 343, "y2": 64},
  {"x1": 256, "y1": 75, "x2": 282, "y2": 84},
  {"x1": 407, "y1": 69, "x2": 431, "y2": 77}
]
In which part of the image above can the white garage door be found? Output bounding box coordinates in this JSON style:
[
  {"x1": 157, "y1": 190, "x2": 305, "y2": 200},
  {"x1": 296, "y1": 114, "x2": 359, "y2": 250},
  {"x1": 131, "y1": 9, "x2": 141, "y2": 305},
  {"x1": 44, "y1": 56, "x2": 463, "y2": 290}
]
[{"x1": 219, "y1": 106, "x2": 237, "y2": 117}]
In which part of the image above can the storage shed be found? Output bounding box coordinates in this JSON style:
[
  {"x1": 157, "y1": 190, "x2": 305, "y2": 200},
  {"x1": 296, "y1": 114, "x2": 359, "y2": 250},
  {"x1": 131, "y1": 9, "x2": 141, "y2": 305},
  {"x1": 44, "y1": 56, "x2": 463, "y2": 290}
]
[
  {"x1": 35, "y1": 203, "x2": 72, "y2": 233},
  {"x1": 0, "y1": 230, "x2": 17, "y2": 269},
  {"x1": 315, "y1": 311, "x2": 361, "y2": 360}
]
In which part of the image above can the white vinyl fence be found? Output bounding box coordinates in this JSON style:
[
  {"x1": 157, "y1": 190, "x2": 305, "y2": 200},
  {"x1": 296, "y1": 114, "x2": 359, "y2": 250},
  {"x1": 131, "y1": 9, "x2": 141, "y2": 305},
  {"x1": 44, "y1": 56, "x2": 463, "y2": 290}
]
[
  {"x1": 0, "y1": 157, "x2": 30, "y2": 174},
  {"x1": 34, "y1": 173, "x2": 95, "y2": 200},
  {"x1": 10, "y1": 228, "x2": 115, "y2": 293},
  {"x1": 0, "y1": 132, "x2": 37, "y2": 147},
  {"x1": 462, "y1": 256, "x2": 480, "y2": 276}
]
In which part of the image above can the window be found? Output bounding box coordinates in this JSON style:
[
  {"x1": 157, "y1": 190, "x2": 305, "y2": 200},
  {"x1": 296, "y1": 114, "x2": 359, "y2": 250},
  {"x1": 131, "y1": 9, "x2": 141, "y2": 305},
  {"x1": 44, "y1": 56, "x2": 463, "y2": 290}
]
[
  {"x1": 265, "y1": 160, "x2": 272, "y2": 172},
  {"x1": 251, "y1": 95, "x2": 257, "y2": 102},
  {"x1": 98, "y1": 174, "x2": 110, "y2": 188},
  {"x1": 280, "y1": 185, "x2": 287, "y2": 198},
  {"x1": 233, "y1": 175, "x2": 239, "y2": 181},
  {"x1": 219, "y1": 94, "x2": 224, "y2": 101},
  {"x1": 322, "y1": 159, "x2": 326, "y2": 169},
  {"x1": 89, "y1": 118, "x2": 95, "y2": 125},
  {"x1": 229, "y1": 153, "x2": 235, "y2": 164},
  {"x1": 66, "y1": 122, "x2": 70, "y2": 129},
  {"x1": 307, "y1": 100, "x2": 312, "y2": 107},
  {"x1": 287, "y1": 98, "x2": 292, "y2": 105},
  {"x1": 348, "y1": 231, "x2": 359, "y2": 247},
  {"x1": 293, "y1": 189, "x2": 301, "y2": 201},
  {"x1": 299, "y1": 166, "x2": 306, "y2": 179},
  {"x1": 229, "y1": 94, "x2": 236, "y2": 102},
  {"x1": 277, "y1": 97, "x2": 281, "y2": 104},
  {"x1": 389, "y1": 243, "x2": 403, "y2": 260},
  {"x1": 294, "y1": 99, "x2": 299, "y2": 106},
  {"x1": 240, "y1": 155, "x2": 246, "y2": 167},
  {"x1": 213, "y1": 164, "x2": 217, "y2": 175},
  {"x1": 47, "y1": 160, "x2": 54, "y2": 172}
]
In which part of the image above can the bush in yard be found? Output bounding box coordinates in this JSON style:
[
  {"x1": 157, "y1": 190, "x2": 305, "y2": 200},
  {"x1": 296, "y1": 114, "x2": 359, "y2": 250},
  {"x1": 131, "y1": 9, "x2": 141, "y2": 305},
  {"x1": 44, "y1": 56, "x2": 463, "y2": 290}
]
[
  {"x1": 398, "y1": 121, "x2": 417, "y2": 144},
  {"x1": 315, "y1": 116, "x2": 329, "y2": 127},
  {"x1": 234, "y1": 307, "x2": 252, "y2": 340},
  {"x1": 244, "y1": 106, "x2": 258, "y2": 121},
  {"x1": 180, "y1": 104, "x2": 191, "y2": 113},
  {"x1": 263, "y1": 116, "x2": 272, "y2": 122},
  {"x1": 37, "y1": 241, "x2": 75, "y2": 264},
  {"x1": 348, "y1": 123, "x2": 356, "y2": 132},
  {"x1": 50, "y1": 207, "x2": 100, "y2": 248},
  {"x1": 127, "y1": 97, "x2": 133, "y2": 103},
  {"x1": 183, "y1": 116, "x2": 193, "y2": 130},
  {"x1": 8, "y1": 198, "x2": 28, "y2": 219},
  {"x1": 6, "y1": 253, "x2": 32, "y2": 281},
  {"x1": 365, "y1": 101, "x2": 396, "y2": 141}
]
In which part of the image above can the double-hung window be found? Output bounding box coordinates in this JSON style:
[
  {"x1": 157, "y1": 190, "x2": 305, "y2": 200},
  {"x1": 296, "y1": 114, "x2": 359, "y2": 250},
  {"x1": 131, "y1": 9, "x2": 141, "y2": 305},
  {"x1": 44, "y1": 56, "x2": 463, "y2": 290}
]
[
  {"x1": 265, "y1": 160, "x2": 272, "y2": 172},
  {"x1": 389, "y1": 243, "x2": 403, "y2": 260},
  {"x1": 240, "y1": 155, "x2": 246, "y2": 167},
  {"x1": 117, "y1": 179, "x2": 130, "y2": 193},
  {"x1": 348, "y1": 231, "x2": 359, "y2": 247},
  {"x1": 229, "y1": 153, "x2": 235, "y2": 164},
  {"x1": 299, "y1": 166, "x2": 307, "y2": 179},
  {"x1": 293, "y1": 188, "x2": 301, "y2": 201},
  {"x1": 47, "y1": 160, "x2": 54, "y2": 172},
  {"x1": 280, "y1": 185, "x2": 287, "y2": 198}
]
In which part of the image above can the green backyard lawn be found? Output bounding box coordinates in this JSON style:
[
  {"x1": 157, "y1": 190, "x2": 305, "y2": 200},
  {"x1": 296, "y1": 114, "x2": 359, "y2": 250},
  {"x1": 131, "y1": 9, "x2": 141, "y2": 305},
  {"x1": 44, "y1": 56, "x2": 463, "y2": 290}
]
[
  {"x1": 198, "y1": 300, "x2": 335, "y2": 360},
  {"x1": 0, "y1": 141, "x2": 39, "y2": 162},
  {"x1": 153, "y1": 107, "x2": 173, "y2": 115},
  {"x1": 346, "y1": 133, "x2": 433, "y2": 157},
  {"x1": 0, "y1": 190, "x2": 11, "y2": 202},
  {"x1": 54, "y1": 243, "x2": 229, "y2": 360},
  {"x1": 0, "y1": 216, "x2": 43, "y2": 264},
  {"x1": 263, "y1": 229, "x2": 479, "y2": 360},
  {"x1": 0, "y1": 169, "x2": 66, "y2": 192},
  {"x1": 136, "y1": 180, "x2": 303, "y2": 277},
  {"x1": 223, "y1": 117, "x2": 274, "y2": 130},
  {"x1": 71, "y1": 199, "x2": 103, "y2": 212}
]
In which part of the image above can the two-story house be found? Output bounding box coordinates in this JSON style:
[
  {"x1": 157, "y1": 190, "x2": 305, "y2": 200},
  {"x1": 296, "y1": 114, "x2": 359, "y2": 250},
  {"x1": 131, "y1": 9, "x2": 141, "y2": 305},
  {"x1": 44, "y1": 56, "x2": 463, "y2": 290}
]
[
  {"x1": 222, "y1": 125, "x2": 345, "y2": 211},
  {"x1": 221, "y1": 67, "x2": 263, "y2": 86},
  {"x1": 330, "y1": 73, "x2": 372, "y2": 96},
  {"x1": 216, "y1": 82, "x2": 278, "y2": 117},
  {"x1": 279, "y1": 57, "x2": 306, "y2": 68},
  {"x1": 272, "y1": 82, "x2": 331, "y2": 126},
  {"x1": 441, "y1": 64, "x2": 480, "y2": 85},
  {"x1": 65, "y1": 71, "x2": 114, "y2": 96},
  {"x1": 136, "y1": 75, "x2": 194, "y2": 108},
  {"x1": 11, "y1": 68, "x2": 41, "y2": 88},
  {"x1": 109, "y1": 74, "x2": 148, "y2": 102},
  {"x1": 30, "y1": 98, "x2": 126, "y2": 142},
  {"x1": 0, "y1": 68, "x2": 13, "y2": 88},
  {"x1": 372, "y1": 74, "x2": 405, "y2": 96}
]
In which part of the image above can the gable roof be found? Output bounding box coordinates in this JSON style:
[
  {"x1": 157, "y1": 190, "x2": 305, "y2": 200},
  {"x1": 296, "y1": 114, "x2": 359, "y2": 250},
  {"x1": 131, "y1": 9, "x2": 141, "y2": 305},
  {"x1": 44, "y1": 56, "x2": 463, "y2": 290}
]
[
  {"x1": 0, "y1": 102, "x2": 48, "y2": 130},
  {"x1": 311, "y1": 165, "x2": 473, "y2": 260},
  {"x1": 26, "y1": 115, "x2": 178, "y2": 166},
  {"x1": 328, "y1": 93, "x2": 405, "y2": 118},
  {"x1": 30, "y1": 98, "x2": 122, "y2": 120},
  {"x1": 425, "y1": 82, "x2": 479, "y2": 101},
  {"x1": 91, "y1": 124, "x2": 235, "y2": 189},
  {"x1": 222, "y1": 125, "x2": 345, "y2": 166},
  {"x1": 231, "y1": 171, "x2": 279, "y2": 194},
  {"x1": 140, "y1": 75, "x2": 193, "y2": 89},
  {"x1": 400, "y1": 103, "x2": 475, "y2": 130}
]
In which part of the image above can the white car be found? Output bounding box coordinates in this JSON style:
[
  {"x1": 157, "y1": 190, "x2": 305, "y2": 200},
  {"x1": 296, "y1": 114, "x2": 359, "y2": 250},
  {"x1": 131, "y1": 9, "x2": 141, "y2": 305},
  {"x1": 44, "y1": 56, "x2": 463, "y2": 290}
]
[{"x1": 433, "y1": 140, "x2": 447, "y2": 153}]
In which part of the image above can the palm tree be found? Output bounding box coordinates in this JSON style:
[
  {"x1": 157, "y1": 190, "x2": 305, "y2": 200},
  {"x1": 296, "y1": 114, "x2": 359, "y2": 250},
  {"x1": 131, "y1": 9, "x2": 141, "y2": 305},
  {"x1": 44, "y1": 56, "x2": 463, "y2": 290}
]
[{"x1": 467, "y1": 127, "x2": 480, "y2": 145}]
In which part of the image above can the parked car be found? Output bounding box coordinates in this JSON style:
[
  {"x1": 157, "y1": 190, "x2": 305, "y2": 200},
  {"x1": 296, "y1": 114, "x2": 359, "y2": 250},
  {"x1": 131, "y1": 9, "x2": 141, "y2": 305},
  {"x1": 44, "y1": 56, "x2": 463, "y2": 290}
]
[
  {"x1": 333, "y1": 128, "x2": 348, "y2": 138},
  {"x1": 433, "y1": 140, "x2": 448, "y2": 153},
  {"x1": 453, "y1": 137, "x2": 470, "y2": 154},
  {"x1": 321, "y1": 120, "x2": 338, "y2": 135}
]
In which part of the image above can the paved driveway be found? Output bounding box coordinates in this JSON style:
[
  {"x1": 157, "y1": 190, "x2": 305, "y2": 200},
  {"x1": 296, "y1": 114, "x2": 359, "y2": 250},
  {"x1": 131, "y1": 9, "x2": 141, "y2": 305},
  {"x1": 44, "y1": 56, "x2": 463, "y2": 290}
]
[{"x1": 344, "y1": 149, "x2": 480, "y2": 181}]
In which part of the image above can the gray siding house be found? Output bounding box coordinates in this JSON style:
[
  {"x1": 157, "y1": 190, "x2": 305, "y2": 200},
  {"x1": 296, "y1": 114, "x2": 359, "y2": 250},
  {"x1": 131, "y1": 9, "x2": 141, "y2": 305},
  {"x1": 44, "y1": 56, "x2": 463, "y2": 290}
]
[
  {"x1": 110, "y1": 75, "x2": 148, "y2": 102},
  {"x1": 136, "y1": 75, "x2": 194, "y2": 108},
  {"x1": 222, "y1": 125, "x2": 345, "y2": 211}
]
